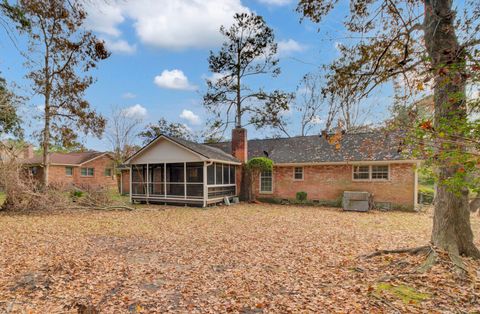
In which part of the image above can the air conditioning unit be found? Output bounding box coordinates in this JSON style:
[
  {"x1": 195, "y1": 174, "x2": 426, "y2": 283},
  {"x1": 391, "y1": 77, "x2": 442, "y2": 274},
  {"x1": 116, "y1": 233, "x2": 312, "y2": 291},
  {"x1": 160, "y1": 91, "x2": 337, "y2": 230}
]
[{"x1": 342, "y1": 191, "x2": 371, "y2": 212}]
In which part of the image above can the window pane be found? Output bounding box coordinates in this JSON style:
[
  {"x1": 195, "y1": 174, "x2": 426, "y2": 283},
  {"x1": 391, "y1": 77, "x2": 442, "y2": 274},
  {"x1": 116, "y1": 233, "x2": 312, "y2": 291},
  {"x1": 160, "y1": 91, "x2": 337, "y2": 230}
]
[
  {"x1": 372, "y1": 165, "x2": 389, "y2": 180},
  {"x1": 207, "y1": 164, "x2": 215, "y2": 185},
  {"x1": 166, "y1": 163, "x2": 184, "y2": 182},
  {"x1": 260, "y1": 170, "x2": 272, "y2": 192},
  {"x1": 186, "y1": 162, "x2": 203, "y2": 183},
  {"x1": 216, "y1": 163, "x2": 223, "y2": 185},
  {"x1": 66, "y1": 167, "x2": 73, "y2": 176},
  {"x1": 294, "y1": 167, "x2": 303, "y2": 180},
  {"x1": 104, "y1": 168, "x2": 111, "y2": 176},
  {"x1": 88, "y1": 168, "x2": 94, "y2": 176},
  {"x1": 229, "y1": 165, "x2": 236, "y2": 184},
  {"x1": 81, "y1": 168, "x2": 87, "y2": 176},
  {"x1": 353, "y1": 165, "x2": 369, "y2": 180}
]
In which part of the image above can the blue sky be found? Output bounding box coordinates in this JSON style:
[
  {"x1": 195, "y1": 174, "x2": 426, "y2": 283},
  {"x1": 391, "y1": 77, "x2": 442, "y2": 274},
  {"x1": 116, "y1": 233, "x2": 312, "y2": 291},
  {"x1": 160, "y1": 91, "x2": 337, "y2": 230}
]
[{"x1": 0, "y1": 0, "x2": 393, "y2": 151}]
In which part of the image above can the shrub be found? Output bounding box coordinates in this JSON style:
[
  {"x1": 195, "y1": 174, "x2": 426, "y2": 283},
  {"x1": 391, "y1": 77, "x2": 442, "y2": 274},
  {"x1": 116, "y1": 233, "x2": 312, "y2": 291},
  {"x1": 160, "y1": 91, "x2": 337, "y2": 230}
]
[{"x1": 296, "y1": 191, "x2": 307, "y2": 202}]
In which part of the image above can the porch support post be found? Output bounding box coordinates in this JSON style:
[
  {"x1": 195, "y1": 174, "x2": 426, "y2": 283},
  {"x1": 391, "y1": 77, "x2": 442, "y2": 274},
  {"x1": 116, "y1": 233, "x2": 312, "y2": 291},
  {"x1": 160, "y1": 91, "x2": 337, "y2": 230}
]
[
  {"x1": 164, "y1": 163, "x2": 167, "y2": 198},
  {"x1": 129, "y1": 165, "x2": 132, "y2": 203},
  {"x1": 184, "y1": 162, "x2": 187, "y2": 200},
  {"x1": 146, "y1": 163, "x2": 149, "y2": 204},
  {"x1": 203, "y1": 161, "x2": 208, "y2": 208}
]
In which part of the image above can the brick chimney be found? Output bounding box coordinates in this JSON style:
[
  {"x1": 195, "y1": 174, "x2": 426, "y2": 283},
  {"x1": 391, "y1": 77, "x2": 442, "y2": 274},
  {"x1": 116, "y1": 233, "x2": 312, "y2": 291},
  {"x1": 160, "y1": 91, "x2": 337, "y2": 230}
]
[
  {"x1": 23, "y1": 144, "x2": 34, "y2": 159},
  {"x1": 232, "y1": 128, "x2": 248, "y2": 162}
]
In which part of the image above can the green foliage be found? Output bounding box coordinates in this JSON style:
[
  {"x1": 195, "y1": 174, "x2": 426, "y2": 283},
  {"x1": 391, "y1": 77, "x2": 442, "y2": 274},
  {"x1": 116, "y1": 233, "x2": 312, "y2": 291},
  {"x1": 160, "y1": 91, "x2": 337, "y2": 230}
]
[
  {"x1": 296, "y1": 191, "x2": 308, "y2": 202},
  {"x1": 246, "y1": 157, "x2": 273, "y2": 172},
  {"x1": 204, "y1": 12, "x2": 293, "y2": 136},
  {"x1": 375, "y1": 283, "x2": 430, "y2": 304},
  {"x1": 138, "y1": 117, "x2": 196, "y2": 144},
  {"x1": 0, "y1": 77, "x2": 22, "y2": 138},
  {"x1": 0, "y1": 0, "x2": 30, "y2": 30},
  {"x1": 70, "y1": 189, "x2": 84, "y2": 199}
]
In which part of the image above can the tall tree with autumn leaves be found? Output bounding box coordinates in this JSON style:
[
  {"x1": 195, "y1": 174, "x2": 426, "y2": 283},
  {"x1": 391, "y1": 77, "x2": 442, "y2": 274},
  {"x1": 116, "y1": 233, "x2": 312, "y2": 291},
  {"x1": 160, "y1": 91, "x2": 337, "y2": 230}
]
[
  {"x1": 19, "y1": 0, "x2": 109, "y2": 185},
  {"x1": 297, "y1": 0, "x2": 480, "y2": 267}
]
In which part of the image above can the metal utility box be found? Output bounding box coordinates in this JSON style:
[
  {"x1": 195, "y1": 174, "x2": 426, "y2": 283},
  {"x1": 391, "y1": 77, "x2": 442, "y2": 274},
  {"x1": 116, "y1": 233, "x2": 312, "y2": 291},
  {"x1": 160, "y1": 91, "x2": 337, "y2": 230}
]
[{"x1": 342, "y1": 191, "x2": 371, "y2": 212}]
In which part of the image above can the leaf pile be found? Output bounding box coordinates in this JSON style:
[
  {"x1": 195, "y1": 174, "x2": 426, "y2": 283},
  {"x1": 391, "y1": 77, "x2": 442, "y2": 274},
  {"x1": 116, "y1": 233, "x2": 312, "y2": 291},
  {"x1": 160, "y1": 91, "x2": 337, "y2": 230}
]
[{"x1": 0, "y1": 205, "x2": 479, "y2": 313}]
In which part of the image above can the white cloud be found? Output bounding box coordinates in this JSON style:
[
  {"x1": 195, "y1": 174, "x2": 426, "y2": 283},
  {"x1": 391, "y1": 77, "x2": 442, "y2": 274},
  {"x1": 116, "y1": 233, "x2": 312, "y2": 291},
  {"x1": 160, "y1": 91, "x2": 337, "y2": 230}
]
[
  {"x1": 85, "y1": 2, "x2": 124, "y2": 37},
  {"x1": 154, "y1": 69, "x2": 197, "y2": 91},
  {"x1": 180, "y1": 109, "x2": 201, "y2": 125},
  {"x1": 122, "y1": 92, "x2": 136, "y2": 99},
  {"x1": 104, "y1": 39, "x2": 137, "y2": 54},
  {"x1": 85, "y1": 0, "x2": 249, "y2": 50},
  {"x1": 277, "y1": 39, "x2": 306, "y2": 56},
  {"x1": 257, "y1": 0, "x2": 292, "y2": 6},
  {"x1": 122, "y1": 104, "x2": 147, "y2": 119}
]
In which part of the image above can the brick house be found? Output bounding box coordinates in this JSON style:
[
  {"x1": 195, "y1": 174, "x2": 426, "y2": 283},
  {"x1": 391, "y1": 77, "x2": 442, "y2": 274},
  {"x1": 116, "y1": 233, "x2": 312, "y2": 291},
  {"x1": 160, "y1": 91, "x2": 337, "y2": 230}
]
[
  {"x1": 22, "y1": 151, "x2": 117, "y2": 189},
  {"x1": 122, "y1": 129, "x2": 419, "y2": 209}
]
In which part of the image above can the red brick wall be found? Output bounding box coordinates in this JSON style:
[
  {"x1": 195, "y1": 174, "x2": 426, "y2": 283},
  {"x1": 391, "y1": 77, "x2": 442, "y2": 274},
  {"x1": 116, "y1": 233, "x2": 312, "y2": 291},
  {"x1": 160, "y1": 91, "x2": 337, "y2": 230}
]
[
  {"x1": 253, "y1": 163, "x2": 416, "y2": 209},
  {"x1": 47, "y1": 155, "x2": 117, "y2": 189},
  {"x1": 120, "y1": 169, "x2": 130, "y2": 194},
  {"x1": 232, "y1": 128, "x2": 248, "y2": 162}
]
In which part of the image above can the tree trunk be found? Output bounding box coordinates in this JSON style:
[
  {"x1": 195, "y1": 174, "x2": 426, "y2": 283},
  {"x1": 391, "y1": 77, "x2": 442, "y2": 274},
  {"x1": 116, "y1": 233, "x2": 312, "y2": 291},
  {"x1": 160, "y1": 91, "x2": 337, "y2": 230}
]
[
  {"x1": 424, "y1": 0, "x2": 480, "y2": 258},
  {"x1": 42, "y1": 103, "x2": 50, "y2": 187}
]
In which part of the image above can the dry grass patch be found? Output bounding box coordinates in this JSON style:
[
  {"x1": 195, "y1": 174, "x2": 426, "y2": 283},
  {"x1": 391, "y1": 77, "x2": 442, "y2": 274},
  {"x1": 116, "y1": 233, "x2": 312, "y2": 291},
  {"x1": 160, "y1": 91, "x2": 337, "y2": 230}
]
[{"x1": 0, "y1": 204, "x2": 479, "y2": 313}]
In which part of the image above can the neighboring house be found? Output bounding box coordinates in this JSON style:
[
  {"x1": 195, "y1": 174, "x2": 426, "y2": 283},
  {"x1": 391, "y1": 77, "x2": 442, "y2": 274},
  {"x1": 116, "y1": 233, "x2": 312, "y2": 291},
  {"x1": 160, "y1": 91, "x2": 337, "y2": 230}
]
[
  {"x1": 22, "y1": 151, "x2": 117, "y2": 188},
  {"x1": 123, "y1": 128, "x2": 420, "y2": 209}
]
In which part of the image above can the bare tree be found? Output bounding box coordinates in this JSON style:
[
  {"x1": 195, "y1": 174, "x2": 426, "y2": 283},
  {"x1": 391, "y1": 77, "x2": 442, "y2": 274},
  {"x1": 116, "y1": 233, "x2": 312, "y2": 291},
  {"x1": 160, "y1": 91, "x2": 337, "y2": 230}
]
[
  {"x1": 21, "y1": 0, "x2": 110, "y2": 185},
  {"x1": 106, "y1": 106, "x2": 142, "y2": 165}
]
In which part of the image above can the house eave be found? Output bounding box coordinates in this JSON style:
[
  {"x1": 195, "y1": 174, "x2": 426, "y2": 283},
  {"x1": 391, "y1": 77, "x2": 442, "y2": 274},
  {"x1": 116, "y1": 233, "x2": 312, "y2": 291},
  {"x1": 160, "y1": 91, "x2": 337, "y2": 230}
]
[{"x1": 274, "y1": 159, "x2": 421, "y2": 167}]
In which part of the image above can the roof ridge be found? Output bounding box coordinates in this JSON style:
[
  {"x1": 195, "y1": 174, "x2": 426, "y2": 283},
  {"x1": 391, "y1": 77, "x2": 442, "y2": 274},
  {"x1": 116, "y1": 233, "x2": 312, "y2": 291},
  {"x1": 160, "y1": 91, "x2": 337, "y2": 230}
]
[{"x1": 206, "y1": 131, "x2": 383, "y2": 144}]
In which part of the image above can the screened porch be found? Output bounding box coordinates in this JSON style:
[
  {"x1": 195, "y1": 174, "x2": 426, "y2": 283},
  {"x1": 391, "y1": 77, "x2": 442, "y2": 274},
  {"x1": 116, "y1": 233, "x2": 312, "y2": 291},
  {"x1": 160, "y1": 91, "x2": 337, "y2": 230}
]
[{"x1": 130, "y1": 161, "x2": 238, "y2": 206}]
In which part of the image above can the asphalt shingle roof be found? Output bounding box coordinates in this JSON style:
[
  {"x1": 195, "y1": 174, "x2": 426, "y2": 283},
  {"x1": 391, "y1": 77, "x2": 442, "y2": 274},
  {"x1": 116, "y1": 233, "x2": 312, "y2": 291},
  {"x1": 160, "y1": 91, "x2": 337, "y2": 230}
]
[
  {"x1": 169, "y1": 136, "x2": 240, "y2": 163},
  {"x1": 208, "y1": 132, "x2": 409, "y2": 164},
  {"x1": 22, "y1": 151, "x2": 106, "y2": 165}
]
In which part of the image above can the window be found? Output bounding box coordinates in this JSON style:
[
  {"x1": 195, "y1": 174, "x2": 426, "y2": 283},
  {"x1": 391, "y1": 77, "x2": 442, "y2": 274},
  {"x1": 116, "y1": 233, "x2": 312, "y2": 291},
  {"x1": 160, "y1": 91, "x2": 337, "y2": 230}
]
[
  {"x1": 353, "y1": 165, "x2": 389, "y2": 181},
  {"x1": 353, "y1": 166, "x2": 370, "y2": 180},
  {"x1": 260, "y1": 170, "x2": 273, "y2": 193},
  {"x1": 294, "y1": 167, "x2": 303, "y2": 180},
  {"x1": 371, "y1": 165, "x2": 389, "y2": 180},
  {"x1": 104, "y1": 168, "x2": 112, "y2": 177},
  {"x1": 30, "y1": 166, "x2": 38, "y2": 176},
  {"x1": 65, "y1": 167, "x2": 73, "y2": 176},
  {"x1": 81, "y1": 167, "x2": 94, "y2": 177}
]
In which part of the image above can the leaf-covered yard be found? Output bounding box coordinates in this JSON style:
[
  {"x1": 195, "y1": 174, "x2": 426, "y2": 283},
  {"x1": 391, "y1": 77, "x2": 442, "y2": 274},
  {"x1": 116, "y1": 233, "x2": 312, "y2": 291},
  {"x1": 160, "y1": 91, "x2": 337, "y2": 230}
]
[{"x1": 1, "y1": 204, "x2": 479, "y2": 313}]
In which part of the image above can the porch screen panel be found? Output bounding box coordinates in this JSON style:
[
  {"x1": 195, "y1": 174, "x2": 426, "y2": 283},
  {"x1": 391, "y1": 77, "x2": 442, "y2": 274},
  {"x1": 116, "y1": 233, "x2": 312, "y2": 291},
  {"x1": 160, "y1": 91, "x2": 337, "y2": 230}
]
[
  {"x1": 166, "y1": 163, "x2": 185, "y2": 197},
  {"x1": 132, "y1": 165, "x2": 146, "y2": 195},
  {"x1": 207, "y1": 164, "x2": 215, "y2": 185},
  {"x1": 223, "y1": 164, "x2": 229, "y2": 185},
  {"x1": 229, "y1": 165, "x2": 236, "y2": 184},
  {"x1": 149, "y1": 164, "x2": 164, "y2": 196},
  {"x1": 186, "y1": 162, "x2": 203, "y2": 198},
  {"x1": 215, "y1": 163, "x2": 223, "y2": 185}
]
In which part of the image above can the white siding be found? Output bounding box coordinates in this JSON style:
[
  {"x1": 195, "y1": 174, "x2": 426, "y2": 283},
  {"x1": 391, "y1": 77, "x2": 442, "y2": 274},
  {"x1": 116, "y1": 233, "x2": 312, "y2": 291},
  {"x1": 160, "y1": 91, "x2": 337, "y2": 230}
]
[{"x1": 130, "y1": 138, "x2": 204, "y2": 164}]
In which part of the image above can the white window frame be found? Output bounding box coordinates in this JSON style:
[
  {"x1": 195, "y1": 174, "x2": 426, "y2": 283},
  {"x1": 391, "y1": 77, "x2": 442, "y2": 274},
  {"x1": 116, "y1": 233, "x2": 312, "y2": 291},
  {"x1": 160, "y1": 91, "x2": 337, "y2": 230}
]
[
  {"x1": 104, "y1": 168, "x2": 112, "y2": 177},
  {"x1": 293, "y1": 167, "x2": 304, "y2": 181},
  {"x1": 259, "y1": 170, "x2": 273, "y2": 194},
  {"x1": 81, "y1": 167, "x2": 94, "y2": 177},
  {"x1": 65, "y1": 166, "x2": 73, "y2": 177},
  {"x1": 352, "y1": 164, "x2": 390, "y2": 181}
]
